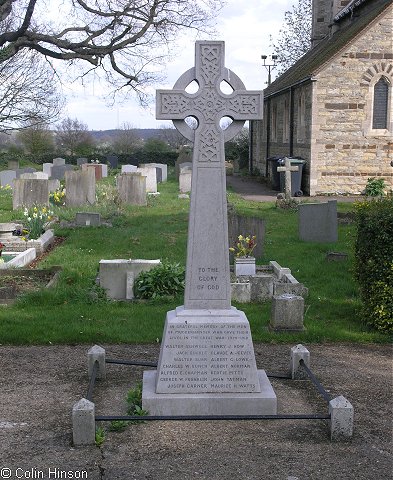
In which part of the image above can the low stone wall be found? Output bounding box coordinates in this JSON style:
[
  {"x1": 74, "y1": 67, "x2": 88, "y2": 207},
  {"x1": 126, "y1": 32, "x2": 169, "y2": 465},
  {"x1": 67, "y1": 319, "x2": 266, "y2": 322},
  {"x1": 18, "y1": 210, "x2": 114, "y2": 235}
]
[{"x1": 2, "y1": 230, "x2": 55, "y2": 255}]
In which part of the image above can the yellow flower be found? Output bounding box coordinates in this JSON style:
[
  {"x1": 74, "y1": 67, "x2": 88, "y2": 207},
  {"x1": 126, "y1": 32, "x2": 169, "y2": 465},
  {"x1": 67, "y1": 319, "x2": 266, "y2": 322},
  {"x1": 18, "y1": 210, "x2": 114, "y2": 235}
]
[{"x1": 238, "y1": 235, "x2": 244, "y2": 241}]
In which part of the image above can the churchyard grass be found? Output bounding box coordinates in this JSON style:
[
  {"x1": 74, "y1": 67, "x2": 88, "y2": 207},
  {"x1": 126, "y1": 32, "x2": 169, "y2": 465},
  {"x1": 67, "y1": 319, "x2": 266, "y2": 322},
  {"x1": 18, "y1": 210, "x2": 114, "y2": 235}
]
[{"x1": 0, "y1": 174, "x2": 388, "y2": 344}]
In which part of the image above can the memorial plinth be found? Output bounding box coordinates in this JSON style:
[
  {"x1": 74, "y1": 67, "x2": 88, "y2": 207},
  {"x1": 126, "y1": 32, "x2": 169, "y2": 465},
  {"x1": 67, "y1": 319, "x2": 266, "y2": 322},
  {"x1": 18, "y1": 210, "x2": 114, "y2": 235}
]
[{"x1": 142, "y1": 41, "x2": 277, "y2": 416}]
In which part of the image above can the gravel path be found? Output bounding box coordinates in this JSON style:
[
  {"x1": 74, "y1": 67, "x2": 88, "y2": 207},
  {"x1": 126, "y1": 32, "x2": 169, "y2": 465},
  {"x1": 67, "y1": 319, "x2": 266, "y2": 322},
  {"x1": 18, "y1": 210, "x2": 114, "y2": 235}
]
[{"x1": 0, "y1": 343, "x2": 392, "y2": 480}]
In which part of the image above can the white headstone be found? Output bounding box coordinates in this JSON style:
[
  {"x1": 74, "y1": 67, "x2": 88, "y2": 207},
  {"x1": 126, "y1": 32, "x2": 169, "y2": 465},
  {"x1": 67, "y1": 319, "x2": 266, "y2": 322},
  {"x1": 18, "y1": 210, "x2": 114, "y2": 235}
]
[
  {"x1": 142, "y1": 41, "x2": 276, "y2": 416},
  {"x1": 121, "y1": 164, "x2": 138, "y2": 174},
  {"x1": 137, "y1": 166, "x2": 157, "y2": 193}
]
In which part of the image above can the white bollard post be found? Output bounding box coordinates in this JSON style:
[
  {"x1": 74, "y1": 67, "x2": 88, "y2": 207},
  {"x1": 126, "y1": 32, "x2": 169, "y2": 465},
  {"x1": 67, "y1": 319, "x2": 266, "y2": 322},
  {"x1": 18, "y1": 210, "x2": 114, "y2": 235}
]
[
  {"x1": 72, "y1": 398, "x2": 96, "y2": 446},
  {"x1": 290, "y1": 344, "x2": 310, "y2": 379},
  {"x1": 329, "y1": 395, "x2": 354, "y2": 441},
  {"x1": 88, "y1": 345, "x2": 106, "y2": 380}
]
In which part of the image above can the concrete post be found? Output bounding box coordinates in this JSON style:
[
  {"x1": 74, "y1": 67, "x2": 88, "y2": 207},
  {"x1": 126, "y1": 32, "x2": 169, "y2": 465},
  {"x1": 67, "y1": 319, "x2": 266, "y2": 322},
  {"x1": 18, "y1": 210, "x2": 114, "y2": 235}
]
[
  {"x1": 72, "y1": 398, "x2": 96, "y2": 446},
  {"x1": 88, "y1": 345, "x2": 106, "y2": 380},
  {"x1": 290, "y1": 344, "x2": 310, "y2": 379},
  {"x1": 329, "y1": 395, "x2": 354, "y2": 441}
]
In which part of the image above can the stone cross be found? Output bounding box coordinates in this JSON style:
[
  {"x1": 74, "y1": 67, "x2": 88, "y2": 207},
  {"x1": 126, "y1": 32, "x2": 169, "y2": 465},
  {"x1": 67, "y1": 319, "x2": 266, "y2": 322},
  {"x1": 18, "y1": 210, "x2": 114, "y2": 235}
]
[
  {"x1": 156, "y1": 41, "x2": 263, "y2": 310},
  {"x1": 277, "y1": 157, "x2": 299, "y2": 199}
]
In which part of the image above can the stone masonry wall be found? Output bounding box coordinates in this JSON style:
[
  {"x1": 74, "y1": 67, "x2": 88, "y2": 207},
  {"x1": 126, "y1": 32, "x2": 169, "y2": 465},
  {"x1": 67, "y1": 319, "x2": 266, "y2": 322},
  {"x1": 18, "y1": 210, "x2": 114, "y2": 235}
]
[{"x1": 310, "y1": 4, "x2": 393, "y2": 195}]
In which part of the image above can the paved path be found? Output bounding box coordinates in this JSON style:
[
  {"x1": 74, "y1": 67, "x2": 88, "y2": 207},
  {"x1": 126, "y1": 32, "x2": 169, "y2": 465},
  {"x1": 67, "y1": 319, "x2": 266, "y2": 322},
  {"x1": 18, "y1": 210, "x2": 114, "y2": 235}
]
[{"x1": 226, "y1": 175, "x2": 360, "y2": 203}]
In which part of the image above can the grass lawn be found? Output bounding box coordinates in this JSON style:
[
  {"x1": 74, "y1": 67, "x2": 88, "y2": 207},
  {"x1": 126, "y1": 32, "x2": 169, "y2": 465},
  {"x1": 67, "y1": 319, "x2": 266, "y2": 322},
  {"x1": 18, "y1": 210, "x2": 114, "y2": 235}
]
[{"x1": 0, "y1": 172, "x2": 388, "y2": 344}]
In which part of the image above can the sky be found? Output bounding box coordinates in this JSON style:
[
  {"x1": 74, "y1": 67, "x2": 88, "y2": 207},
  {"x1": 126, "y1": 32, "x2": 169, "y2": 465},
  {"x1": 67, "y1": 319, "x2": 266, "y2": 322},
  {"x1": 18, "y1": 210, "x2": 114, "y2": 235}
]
[{"x1": 62, "y1": 0, "x2": 294, "y2": 131}]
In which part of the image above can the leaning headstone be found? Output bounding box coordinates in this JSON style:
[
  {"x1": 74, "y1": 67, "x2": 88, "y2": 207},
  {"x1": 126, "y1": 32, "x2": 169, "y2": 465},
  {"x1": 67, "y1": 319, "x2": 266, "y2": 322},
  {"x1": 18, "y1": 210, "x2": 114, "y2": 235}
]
[
  {"x1": 76, "y1": 212, "x2": 101, "y2": 226},
  {"x1": 0, "y1": 170, "x2": 16, "y2": 188},
  {"x1": 142, "y1": 41, "x2": 275, "y2": 416},
  {"x1": 137, "y1": 166, "x2": 157, "y2": 193},
  {"x1": 76, "y1": 157, "x2": 89, "y2": 167},
  {"x1": 52, "y1": 157, "x2": 66, "y2": 166},
  {"x1": 121, "y1": 164, "x2": 138, "y2": 174},
  {"x1": 106, "y1": 154, "x2": 119, "y2": 169},
  {"x1": 51, "y1": 164, "x2": 73, "y2": 180},
  {"x1": 299, "y1": 200, "x2": 338, "y2": 243},
  {"x1": 12, "y1": 179, "x2": 49, "y2": 209},
  {"x1": 65, "y1": 169, "x2": 96, "y2": 206},
  {"x1": 117, "y1": 173, "x2": 147, "y2": 206}
]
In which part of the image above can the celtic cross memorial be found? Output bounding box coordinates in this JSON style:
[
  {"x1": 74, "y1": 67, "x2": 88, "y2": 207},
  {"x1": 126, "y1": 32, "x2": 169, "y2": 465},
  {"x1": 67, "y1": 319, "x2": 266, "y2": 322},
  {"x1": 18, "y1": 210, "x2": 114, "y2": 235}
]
[{"x1": 142, "y1": 41, "x2": 277, "y2": 416}]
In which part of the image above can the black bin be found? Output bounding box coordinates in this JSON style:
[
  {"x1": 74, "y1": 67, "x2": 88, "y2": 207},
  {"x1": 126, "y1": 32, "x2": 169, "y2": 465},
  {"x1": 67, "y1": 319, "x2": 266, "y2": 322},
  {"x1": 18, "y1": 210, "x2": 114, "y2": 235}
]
[{"x1": 267, "y1": 156, "x2": 282, "y2": 191}]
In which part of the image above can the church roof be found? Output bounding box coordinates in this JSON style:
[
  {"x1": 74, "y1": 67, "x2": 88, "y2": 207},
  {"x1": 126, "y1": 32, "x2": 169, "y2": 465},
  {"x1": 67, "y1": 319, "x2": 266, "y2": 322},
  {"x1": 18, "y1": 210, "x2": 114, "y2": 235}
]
[{"x1": 264, "y1": 0, "x2": 392, "y2": 98}]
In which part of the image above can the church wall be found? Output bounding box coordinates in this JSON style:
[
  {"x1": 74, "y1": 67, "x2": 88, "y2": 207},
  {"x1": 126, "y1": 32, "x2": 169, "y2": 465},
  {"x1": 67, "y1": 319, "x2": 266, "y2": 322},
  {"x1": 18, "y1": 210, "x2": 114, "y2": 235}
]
[{"x1": 311, "y1": 5, "x2": 393, "y2": 195}]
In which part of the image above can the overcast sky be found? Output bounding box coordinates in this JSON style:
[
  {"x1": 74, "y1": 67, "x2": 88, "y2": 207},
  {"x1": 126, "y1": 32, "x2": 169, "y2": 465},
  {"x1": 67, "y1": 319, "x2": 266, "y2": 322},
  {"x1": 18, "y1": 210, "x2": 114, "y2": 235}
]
[{"x1": 63, "y1": 0, "x2": 294, "y2": 130}]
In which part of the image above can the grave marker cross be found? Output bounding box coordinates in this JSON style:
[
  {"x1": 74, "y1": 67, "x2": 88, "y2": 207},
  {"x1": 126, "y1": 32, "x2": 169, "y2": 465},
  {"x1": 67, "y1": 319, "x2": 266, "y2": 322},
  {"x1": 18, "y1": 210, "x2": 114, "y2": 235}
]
[
  {"x1": 157, "y1": 41, "x2": 263, "y2": 309},
  {"x1": 277, "y1": 157, "x2": 299, "y2": 199}
]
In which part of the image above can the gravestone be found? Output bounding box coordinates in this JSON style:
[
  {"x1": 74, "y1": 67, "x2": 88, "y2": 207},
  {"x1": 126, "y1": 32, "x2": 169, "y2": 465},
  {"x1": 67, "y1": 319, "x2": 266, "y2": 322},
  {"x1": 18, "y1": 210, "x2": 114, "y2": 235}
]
[
  {"x1": 42, "y1": 163, "x2": 53, "y2": 177},
  {"x1": 51, "y1": 164, "x2": 73, "y2": 180},
  {"x1": 142, "y1": 41, "x2": 276, "y2": 416},
  {"x1": 140, "y1": 163, "x2": 168, "y2": 183},
  {"x1": 121, "y1": 164, "x2": 138, "y2": 174},
  {"x1": 137, "y1": 166, "x2": 157, "y2": 193},
  {"x1": 15, "y1": 168, "x2": 36, "y2": 178},
  {"x1": 81, "y1": 163, "x2": 107, "y2": 180},
  {"x1": 76, "y1": 158, "x2": 89, "y2": 167},
  {"x1": 8, "y1": 160, "x2": 19, "y2": 170},
  {"x1": 12, "y1": 179, "x2": 49, "y2": 209},
  {"x1": 106, "y1": 155, "x2": 119, "y2": 169},
  {"x1": 75, "y1": 212, "x2": 101, "y2": 226},
  {"x1": 20, "y1": 172, "x2": 48, "y2": 180},
  {"x1": 179, "y1": 169, "x2": 192, "y2": 193},
  {"x1": 52, "y1": 157, "x2": 66, "y2": 166},
  {"x1": 277, "y1": 157, "x2": 298, "y2": 199},
  {"x1": 65, "y1": 169, "x2": 96, "y2": 206},
  {"x1": 299, "y1": 200, "x2": 338, "y2": 243},
  {"x1": 0, "y1": 170, "x2": 16, "y2": 188},
  {"x1": 228, "y1": 212, "x2": 265, "y2": 259},
  {"x1": 175, "y1": 147, "x2": 192, "y2": 178},
  {"x1": 117, "y1": 173, "x2": 147, "y2": 206},
  {"x1": 48, "y1": 179, "x2": 61, "y2": 192}
]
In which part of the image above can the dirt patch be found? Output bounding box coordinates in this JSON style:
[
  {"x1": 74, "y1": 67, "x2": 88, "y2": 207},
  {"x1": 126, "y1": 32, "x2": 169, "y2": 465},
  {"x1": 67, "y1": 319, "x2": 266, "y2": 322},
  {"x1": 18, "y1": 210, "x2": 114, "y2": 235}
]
[{"x1": 0, "y1": 343, "x2": 391, "y2": 479}]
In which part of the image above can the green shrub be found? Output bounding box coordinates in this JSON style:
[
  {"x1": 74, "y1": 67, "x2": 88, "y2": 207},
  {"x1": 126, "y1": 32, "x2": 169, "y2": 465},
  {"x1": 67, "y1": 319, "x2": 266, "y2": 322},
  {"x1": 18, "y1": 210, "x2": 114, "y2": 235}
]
[
  {"x1": 354, "y1": 198, "x2": 393, "y2": 333},
  {"x1": 364, "y1": 177, "x2": 386, "y2": 197},
  {"x1": 134, "y1": 261, "x2": 185, "y2": 299}
]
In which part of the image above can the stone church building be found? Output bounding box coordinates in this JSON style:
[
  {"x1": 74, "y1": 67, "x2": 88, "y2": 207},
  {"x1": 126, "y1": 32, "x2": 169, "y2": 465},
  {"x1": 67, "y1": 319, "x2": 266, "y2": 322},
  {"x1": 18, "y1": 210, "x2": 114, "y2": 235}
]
[{"x1": 250, "y1": 0, "x2": 393, "y2": 195}]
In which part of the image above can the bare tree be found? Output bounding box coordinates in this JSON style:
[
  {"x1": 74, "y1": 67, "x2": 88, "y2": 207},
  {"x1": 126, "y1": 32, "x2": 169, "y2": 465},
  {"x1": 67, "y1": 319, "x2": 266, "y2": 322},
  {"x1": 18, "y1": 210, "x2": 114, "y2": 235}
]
[
  {"x1": 158, "y1": 124, "x2": 187, "y2": 150},
  {"x1": 270, "y1": 0, "x2": 312, "y2": 75},
  {"x1": 0, "y1": 50, "x2": 64, "y2": 133},
  {"x1": 17, "y1": 123, "x2": 55, "y2": 156},
  {"x1": 56, "y1": 117, "x2": 94, "y2": 156},
  {"x1": 112, "y1": 122, "x2": 142, "y2": 154},
  {"x1": 0, "y1": 0, "x2": 223, "y2": 101}
]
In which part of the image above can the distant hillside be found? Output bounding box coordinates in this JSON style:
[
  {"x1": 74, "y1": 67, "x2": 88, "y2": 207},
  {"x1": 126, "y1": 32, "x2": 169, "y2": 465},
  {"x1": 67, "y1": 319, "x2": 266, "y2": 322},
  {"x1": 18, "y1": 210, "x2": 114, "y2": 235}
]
[{"x1": 90, "y1": 129, "x2": 164, "y2": 141}]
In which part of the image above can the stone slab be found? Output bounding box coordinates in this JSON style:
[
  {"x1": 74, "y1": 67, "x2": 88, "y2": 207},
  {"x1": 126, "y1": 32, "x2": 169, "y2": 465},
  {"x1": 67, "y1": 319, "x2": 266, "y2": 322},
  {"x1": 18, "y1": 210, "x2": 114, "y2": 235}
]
[
  {"x1": 155, "y1": 306, "x2": 261, "y2": 394},
  {"x1": 143, "y1": 369, "x2": 277, "y2": 416},
  {"x1": 75, "y1": 212, "x2": 101, "y2": 226},
  {"x1": 0, "y1": 170, "x2": 16, "y2": 188},
  {"x1": 299, "y1": 201, "x2": 338, "y2": 243}
]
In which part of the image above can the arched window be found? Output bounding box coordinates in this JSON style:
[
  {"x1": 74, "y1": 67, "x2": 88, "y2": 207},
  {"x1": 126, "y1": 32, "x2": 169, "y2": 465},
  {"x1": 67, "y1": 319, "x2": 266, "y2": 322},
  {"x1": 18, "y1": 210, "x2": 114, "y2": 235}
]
[{"x1": 372, "y1": 77, "x2": 389, "y2": 129}]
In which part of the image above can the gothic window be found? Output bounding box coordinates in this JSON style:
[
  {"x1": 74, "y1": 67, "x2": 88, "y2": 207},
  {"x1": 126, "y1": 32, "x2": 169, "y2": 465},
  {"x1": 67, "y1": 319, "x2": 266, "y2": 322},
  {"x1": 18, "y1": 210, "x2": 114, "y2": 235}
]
[
  {"x1": 271, "y1": 103, "x2": 278, "y2": 141},
  {"x1": 372, "y1": 77, "x2": 389, "y2": 129},
  {"x1": 283, "y1": 98, "x2": 290, "y2": 143},
  {"x1": 297, "y1": 90, "x2": 306, "y2": 141}
]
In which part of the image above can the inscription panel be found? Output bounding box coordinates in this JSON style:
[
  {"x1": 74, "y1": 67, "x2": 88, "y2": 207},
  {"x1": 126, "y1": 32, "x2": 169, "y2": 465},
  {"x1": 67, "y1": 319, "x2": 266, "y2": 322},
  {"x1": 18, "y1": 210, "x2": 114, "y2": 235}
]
[{"x1": 156, "y1": 322, "x2": 261, "y2": 394}]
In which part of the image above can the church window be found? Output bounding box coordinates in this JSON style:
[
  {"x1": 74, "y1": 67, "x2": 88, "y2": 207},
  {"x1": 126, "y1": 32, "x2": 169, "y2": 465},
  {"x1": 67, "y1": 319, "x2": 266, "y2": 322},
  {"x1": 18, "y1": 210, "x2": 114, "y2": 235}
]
[
  {"x1": 372, "y1": 77, "x2": 389, "y2": 129},
  {"x1": 297, "y1": 90, "x2": 306, "y2": 141},
  {"x1": 283, "y1": 98, "x2": 290, "y2": 143},
  {"x1": 271, "y1": 103, "x2": 278, "y2": 141}
]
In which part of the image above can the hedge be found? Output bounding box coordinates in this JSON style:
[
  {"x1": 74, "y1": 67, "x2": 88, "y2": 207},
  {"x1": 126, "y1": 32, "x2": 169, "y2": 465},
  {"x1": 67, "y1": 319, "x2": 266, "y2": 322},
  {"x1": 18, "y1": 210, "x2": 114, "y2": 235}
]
[{"x1": 354, "y1": 197, "x2": 393, "y2": 333}]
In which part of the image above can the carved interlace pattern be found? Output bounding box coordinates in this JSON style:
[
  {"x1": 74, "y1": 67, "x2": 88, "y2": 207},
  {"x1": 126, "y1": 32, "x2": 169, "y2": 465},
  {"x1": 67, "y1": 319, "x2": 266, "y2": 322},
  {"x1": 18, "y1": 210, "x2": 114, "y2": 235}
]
[
  {"x1": 158, "y1": 43, "x2": 262, "y2": 163},
  {"x1": 200, "y1": 45, "x2": 221, "y2": 86}
]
